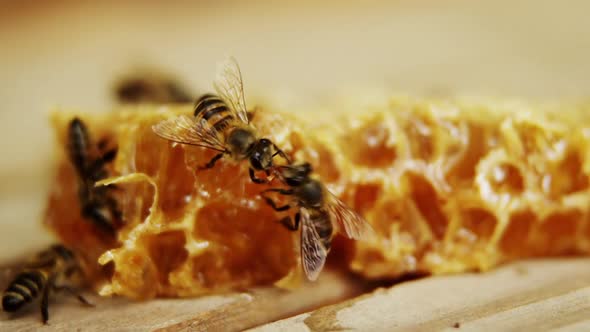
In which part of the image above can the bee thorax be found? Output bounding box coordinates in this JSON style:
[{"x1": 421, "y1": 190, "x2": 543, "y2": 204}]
[
  {"x1": 297, "y1": 180, "x2": 324, "y2": 207},
  {"x1": 227, "y1": 127, "x2": 257, "y2": 158}
]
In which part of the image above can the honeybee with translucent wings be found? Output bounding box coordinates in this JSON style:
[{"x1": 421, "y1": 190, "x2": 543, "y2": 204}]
[
  {"x1": 2, "y1": 244, "x2": 92, "y2": 324},
  {"x1": 152, "y1": 57, "x2": 290, "y2": 183},
  {"x1": 261, "y1": 162, "x2": 373, "y2": 281}
]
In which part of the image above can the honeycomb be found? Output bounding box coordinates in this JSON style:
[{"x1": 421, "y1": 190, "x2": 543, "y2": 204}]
[{"x1": 43, "y1": 98, "x2": 590, "y2": 299}]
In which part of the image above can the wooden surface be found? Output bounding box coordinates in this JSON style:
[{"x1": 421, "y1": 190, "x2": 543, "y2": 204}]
[
  {"x1": 2, "y1": 259, "x2": 589, "y2": 331},
  {"x1": 0, "y1": 270, "x2": 365, "y2": 332},
  {"x1": 249, "y1": 259, "x2": 590, "y2": 332},
  {"x1": 2, "y1": 0, "x2": 590, "y2": 331}
]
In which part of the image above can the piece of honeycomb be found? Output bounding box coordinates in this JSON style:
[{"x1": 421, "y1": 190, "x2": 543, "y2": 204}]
[{"x1": 43, "y1": 98, "x2": 590, "y2": 299}]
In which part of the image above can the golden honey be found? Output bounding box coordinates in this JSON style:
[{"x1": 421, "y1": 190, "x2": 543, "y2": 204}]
[{"x1": 44, "y1": 98, "x2": 590, "y2": 299}]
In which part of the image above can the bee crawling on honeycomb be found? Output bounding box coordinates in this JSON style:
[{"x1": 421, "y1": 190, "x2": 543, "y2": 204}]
[
  {"x1": 67, "y1": 117, "x2": 123, "y2": 238},
  {"x1": 151, "y1": 57, "x2": 373, "y2": 281},
  {"x1": 2, "y1": 244, "x2": 93, "y2": 324},
  {"x1": 43, "y1": 61, "x2": 590, "y2": 299},
  {"x1": 152, "y1": 57, "x2": 291, "y2": 184},
  {"x1": 261, "y1": 161, "x2": 373, "y2": 281}
]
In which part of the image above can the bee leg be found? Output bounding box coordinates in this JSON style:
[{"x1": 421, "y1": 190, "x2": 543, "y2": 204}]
[
  {"x1": 262, "y1": 194, "x2": 291, "y2": 212},
  {"x1": 81, "y1": 203, "x2": 116, "y2": 236},
  {"x1": 249, "y1": 168, "x2": 268, "y2": 184},
  {"x1": 271, "y1": 144, "x2": 291, "y2": 164},
  {"x1": 197, "y1": 153, "x2": 225, "y2": 170},
  {"x1": 86, "y1": 147, "x2": 118, "y2": 181},
  {"x1": 279, "y1": 212, "x2": 300, "y2": 231},
  {"x1": 260, "y1": 188, "x2": 294, "y2": 210},
  {"x1": 100, "y1": 147, "x2": 118, "y2": 163},
  {"x1": 261, "y1": 188, "x2": 295, "y2": 196},
  {"x1": 53, "y1": 285, "x2": 94, "y2": 307},
  {"x1": 40, "y1": 282, "x2": 51, "y2": 324}
]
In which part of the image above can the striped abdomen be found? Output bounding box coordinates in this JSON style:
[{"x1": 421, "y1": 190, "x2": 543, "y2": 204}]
[
  {"x1": 2, "y1": 270, "x2": 46, "y2": 312},
  {"x1": 312, "y1": 211, "x2": 334, "y2": 252},
  {"x1": 68, "y1": 117, "x2": 90, "y2": 176},
  {"x1": 194, "y1": 94, "x2": 235, "y2": 132}
]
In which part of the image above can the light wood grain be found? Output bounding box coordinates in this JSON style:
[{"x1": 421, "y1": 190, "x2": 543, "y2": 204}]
[
  {"x1": 248, "y1": 258, "x2": 590, "y2": 332},
  {"x1": 0, "y1": 270, "x2": 364, "y2": 332},
  {"x1": 4, "y1": 259, "x2": 590, "y2": 331}
]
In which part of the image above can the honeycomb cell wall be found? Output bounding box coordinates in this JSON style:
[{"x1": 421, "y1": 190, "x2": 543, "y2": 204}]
[{"x1": 44, "y1": 98, "x2": 590, "y2": 298}]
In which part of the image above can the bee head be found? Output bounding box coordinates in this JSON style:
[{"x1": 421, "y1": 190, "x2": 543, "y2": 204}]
[{"x1": 249, "y1": 138, "x2": 274, "y2": 170}]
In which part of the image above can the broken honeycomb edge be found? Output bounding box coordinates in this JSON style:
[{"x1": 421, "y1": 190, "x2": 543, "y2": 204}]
[{"x1": 43, "y1": 97, "x2": 590, "y2": 299}]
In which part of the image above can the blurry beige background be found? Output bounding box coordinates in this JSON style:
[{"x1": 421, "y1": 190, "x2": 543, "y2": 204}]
[{"x1": 1, "y1": 0, "x2": 590, "y2": 261}]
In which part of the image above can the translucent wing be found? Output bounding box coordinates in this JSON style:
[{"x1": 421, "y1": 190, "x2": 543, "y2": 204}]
[
  {"x1": 326, "y1": 191, "x2": 374, "y2": 240},
  {"x1": 213, "y1": 56, "x2": 249, "y2": 124},
  {"x1": 152, "y1": 114, "x2": 227, "y2": 152},
  {"x1": 300, "y1": 208, "x2": 328, "y2": 281}
]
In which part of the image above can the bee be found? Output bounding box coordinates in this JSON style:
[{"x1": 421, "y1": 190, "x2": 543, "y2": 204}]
[
  {"x1": 68, "y1": 117, "x2": 122, "y2": 236},
  {"x1": 261, "y1": 162, "x2": 373, "y2": 281},
  {"x1": 152, "y1": 57, "x2": 290, "y2": 183},
  {"x1": 114, "y1": 72, "x2": 193, "y2": 104},
  {"x1": 2, "y1": 244, "x2": 92, "y2": 324}
]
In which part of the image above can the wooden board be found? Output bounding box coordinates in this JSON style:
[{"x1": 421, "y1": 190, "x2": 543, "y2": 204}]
[
  {"x1": 2, "y1": 258, "x2": 589, "y2": 331},
  {"x1": 0, "y1": 269, "x2": 364, "y2": 332},
  {"x1": 249, "y1": 258, "x2": 590, "y2": 332}
]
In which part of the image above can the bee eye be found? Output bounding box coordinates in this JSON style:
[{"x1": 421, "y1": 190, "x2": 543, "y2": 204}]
[
  {"x1": 250, "y1": 155, "x2": 263, "y2": 170},
  {"x1": 258, "y1": 138, "x2": 272, "y2": 148}
]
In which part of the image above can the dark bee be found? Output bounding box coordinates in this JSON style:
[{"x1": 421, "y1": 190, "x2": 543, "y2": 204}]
[
  {"x1": 114, "y1": 72, "x2": 193, "y2": 104},
  {"x1": 152, "y1": 57, "x2": 290, "y2": 183},
  {"x1": 2, "y1": 244, "x2": 92, "y2": 324},
  {"x1": 68, "y1": 117, "x2": 121, "y2": 236},
  {"x1": 261, "y1": 162, "x2": 373, "y2": 281}
]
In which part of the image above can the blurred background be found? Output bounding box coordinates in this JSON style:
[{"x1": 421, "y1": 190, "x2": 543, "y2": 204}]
[{"x1": 1, "y1": 0, "x2": 590, "y2": 261}]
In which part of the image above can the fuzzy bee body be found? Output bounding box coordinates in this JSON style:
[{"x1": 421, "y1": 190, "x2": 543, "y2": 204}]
[
  {"x1": 67, "y1": 117, "x2": 121, "y2": 236},
  {"x1": 68, "y1": 118, "x2": 91, "y2": 177},
  {"x1": 2, "y1": 244, "x2": 90, "y2": 324},
  {"x1": 193, "y1": 93, "x2": 259, "y2": 161},
  {"x1": 2, "y1": 271, "x2": 46, "y2": 313},
  {"x1": 152, "y1": 57, "x2": 290, "y2": 183},
  {"x1": 194, "y1": 93, "x2": 235, "y2": 131},
  {"x1": 115, "y1": 74, "x2": 193, "y2": 104},
  {"x1": 262, "y1": 162, "x2": 373, "y2": 281}
]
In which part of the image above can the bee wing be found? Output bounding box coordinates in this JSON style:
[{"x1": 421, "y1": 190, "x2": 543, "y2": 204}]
[
  {"x1": 152, "y1": 114, "x2": 227, "y2": 152},
  {"x1": 326, "y1": 191, "x2": 373, "y2": 240},
  {"x1": 213, "y1": 56, "x2": 250, "y2": 124},
  {"x1": 300, "y1": 208, "x2": 328, "y2": 281}
]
